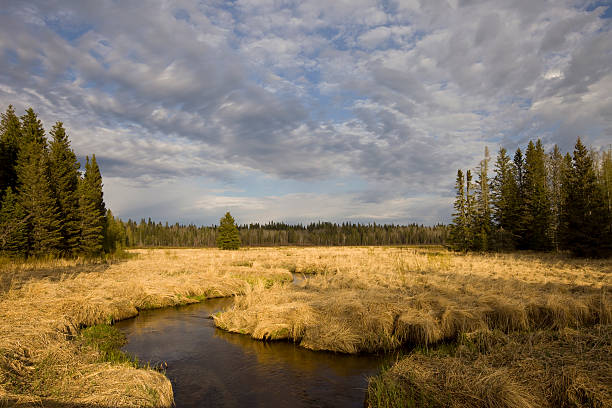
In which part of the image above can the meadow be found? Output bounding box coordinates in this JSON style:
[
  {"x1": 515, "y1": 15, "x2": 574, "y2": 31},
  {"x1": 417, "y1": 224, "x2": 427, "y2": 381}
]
[{"x1": 0, "y1": 247, "x2": 610, "y2": 407}]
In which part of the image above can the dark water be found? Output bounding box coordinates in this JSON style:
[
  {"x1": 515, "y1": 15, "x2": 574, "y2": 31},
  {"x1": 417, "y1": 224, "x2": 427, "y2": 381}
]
[{"x1": 115, "y1": 297, "x2": 392, "y2": 408}]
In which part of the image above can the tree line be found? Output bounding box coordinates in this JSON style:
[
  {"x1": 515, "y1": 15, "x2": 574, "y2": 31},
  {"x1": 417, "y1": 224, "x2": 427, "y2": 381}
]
[
  {"x1": 0, "y1": 105, "x2": 113, "y2": 258},
  {"x1": 449, "y1": 137, "x2": 612, "y2": 257},
  {"x1": 110, "y1": 219, "x2": 449, "y2": 248}
]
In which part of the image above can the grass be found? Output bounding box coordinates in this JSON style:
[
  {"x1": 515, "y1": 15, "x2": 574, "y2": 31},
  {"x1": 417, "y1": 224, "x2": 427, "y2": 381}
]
[
  {"x1": 0, "y1": 248, "x2": 293, "y2": 407},
  {"x1": 210, "y1": 247, "x2": 611, "y2": 406},
  {"x1": 0, "y1": 247, "x2": 610, "y2": 407}
]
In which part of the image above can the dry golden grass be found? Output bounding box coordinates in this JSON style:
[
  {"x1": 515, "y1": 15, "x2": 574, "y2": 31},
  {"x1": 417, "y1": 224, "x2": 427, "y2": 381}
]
[
  {"x1": 367, "y1": 325, "x2": 611, "y2": 408},
  {"x1": 1, "y1": 247, "x2": 610, "y2": 407},
  {"x1": 214, "y1": 247, "x2": 611, "y2": 353},
  {"x1": 211, "y1": 246, "x2": 611, "y2": 407},
  {"x1": 0, "y1": 248, "x2": 291, "y2": 407}
]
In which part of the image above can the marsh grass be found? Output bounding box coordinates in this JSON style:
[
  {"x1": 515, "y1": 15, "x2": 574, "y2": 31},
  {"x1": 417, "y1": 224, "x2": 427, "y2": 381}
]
[
  {"x1": 1, "y1": 247, "x2": 610, "y2": 407},
  {"x1": 0, "y1": 248, "x2": 293, "y2": 407}
]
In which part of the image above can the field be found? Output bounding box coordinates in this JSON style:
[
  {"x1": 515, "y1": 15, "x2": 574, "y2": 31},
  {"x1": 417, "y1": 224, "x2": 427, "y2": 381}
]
[{"x1": 0, "y1": 247, "x2": 610, "y2": 407}]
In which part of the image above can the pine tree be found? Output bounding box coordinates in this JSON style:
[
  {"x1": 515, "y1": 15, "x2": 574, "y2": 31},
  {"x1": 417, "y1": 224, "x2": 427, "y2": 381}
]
[
  {"x1": 560, "y1": 137, "x2": 610, "y2": 257},
  {"x1": 79, "y1": 155, "x2": 106, "y2": 256},
  {"x1": 49, "y1": 122, "x2": 81, "y2": 256},
  {"x1": 0, "y1": 187, "x2": 28, "y2": 256},
  {"x1": 0, "y1": 105, "x2": 22, "y2": 201},
  {"x1": 15, "y1": 116, "x2": 62, "y2": 256},
  {"x1": 217, "y1": 212, "x2": 241, "y2": 250},
  {"x1": 491, "y1": 147, "x2": 517, "y2": 249},
  {"x1": 523, "y1": 140, "x2": 552, "y2": 250},
  {"x1": 449, "y1": 169, "x2": 468, "y2": 251}
]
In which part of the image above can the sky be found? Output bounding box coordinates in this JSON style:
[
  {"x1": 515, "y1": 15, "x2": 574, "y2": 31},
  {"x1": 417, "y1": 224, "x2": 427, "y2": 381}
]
[{"x1": 1, "y1": 0, "x2": 611, "y2": 226}]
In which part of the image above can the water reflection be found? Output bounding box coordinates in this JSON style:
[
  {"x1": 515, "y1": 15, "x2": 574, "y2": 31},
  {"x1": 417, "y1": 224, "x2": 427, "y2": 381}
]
[{"x1": 116, "y1": 297, "x2": 391, "y2": 408}]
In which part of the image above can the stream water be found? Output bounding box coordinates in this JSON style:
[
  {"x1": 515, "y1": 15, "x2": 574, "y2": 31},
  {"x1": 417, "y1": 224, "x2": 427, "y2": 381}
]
[{"x1": 115, "y1": 295, "x2": 392, "y2": 407}]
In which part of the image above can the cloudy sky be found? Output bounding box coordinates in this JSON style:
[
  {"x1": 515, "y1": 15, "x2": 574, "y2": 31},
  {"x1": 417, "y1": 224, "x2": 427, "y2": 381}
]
[{"x1": 1, "y1": 1, "x2": 611, "y2": 226}]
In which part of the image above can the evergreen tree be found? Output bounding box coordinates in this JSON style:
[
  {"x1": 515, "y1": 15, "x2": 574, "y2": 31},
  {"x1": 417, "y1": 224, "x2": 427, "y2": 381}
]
[
  {"x1": 15, "y1": 118, "x2": 62, "y2": 256},
  {"x1": 560, "y1": 138, "x2": 610, "y2": 257},
  {"x1": 79, "y1": 155, "x2": 106, "y2": 256},
  {"x1": 0, "y1": 105, "x2": 22, "y2": 201},
  {"x1": 491, "y1": 147, "x2": 516, "y2": 249},
  {"x1": 103, "y1": 209, "x2": 127, "y2": 253},
  {"x1": 465, "y1": 169, "x2": 477, "y2": 250},
  {"x1": 522, "y1": 140, "x2": 552, "y2": 250},
  {"x1": 474, "y1": 147, "x2": 492, "y2": 250},
  {"x1": 217, "y1": 212, "x2": 241, "y2": 250},
  {"x1": 49, "y1": 122, "x2": 81, "y2": 256},
  {"x1": 546, "y1": 145, "x2": 566, "y2": 250},
  {"x1": 0, "y1": 187, "x2": 28, "y2": 256},
  {"x1": 597, "y1": 146, "x2": 612, "y2": 224},
  {"x1": 511, "y1": 148, "x2": 529, "y2": 248},
  {"x1": 20, "y1": 108, "x2": 47, "y2": 146},
  {"x1": 449, "y1": 169, "x2": 468, "y2": 251}
]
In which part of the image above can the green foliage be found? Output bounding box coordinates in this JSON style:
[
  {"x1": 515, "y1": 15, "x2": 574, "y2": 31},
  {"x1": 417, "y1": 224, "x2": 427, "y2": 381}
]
[
  {"x1": 0, "y1": 187, "x2": 28, "y2": 256},
  {"x1": 79, "y1": 155, "x2": 106, "y2": 256},
  {"x1": 452, "y1": 137, "x2": 611, "y2": 257},
  {"x1": 449, "y1": 169, "x2": 468, "y2": 251},
  {"x1": 15, "y1": 121, "x2": 62, "y2": 257},
  {"x1": 490, "y1": 147, "x2": 517, "y2": 249},
  {"x1": 0, "y1": 105, "x2": 115, "y2": 259},
  {"x1": 522, "y1": 140, "x2": 552, "y2": 250},
  {"x1": 79, "y1": 324, "x2": 137, "y2": 366},
  {"x1": 0, "y1": 105, "x2": 21, "y2": 199},
  {"x1": 560, "y1": 138, "x2": 611, "y2": 257},
  {"x1": 217, "y1": 211, "x2": 241, "y2": 250},
  {"x1": 104, "y1": 209, "x2": 127, "y2": 253},
  {"x1": 49, "y1": 122, "x2": 81, "y2": 256}
]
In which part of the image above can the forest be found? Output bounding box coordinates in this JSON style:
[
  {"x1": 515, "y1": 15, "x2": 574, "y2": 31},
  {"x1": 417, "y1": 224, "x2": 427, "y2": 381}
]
[
  {"x1": 449, "y1": 138, "x2": 612, "y2": 257},
  {"x1": 0, "y1": 105, "x2": 109, "y2": 258}
]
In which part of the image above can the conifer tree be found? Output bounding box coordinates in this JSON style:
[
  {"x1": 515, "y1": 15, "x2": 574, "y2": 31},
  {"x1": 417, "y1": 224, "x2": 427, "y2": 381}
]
[
  {"x1": 491, "y1": 147, "x2": 516, "y2": 249},
  {"x1": 15, "y1": 117, "x2": 62, "y2": 256},
  {"x1": 522, "y1": 140, "x2": 552, "y2": 250},
  {"x1": 49, "y1": 122, "x2": 81, "y2": 256},
  {"x1": 79, "y1": 155, "x2": 106, "y2": 256},
  {"x1": 474, "y1": 147, "x2": 492, "y2": 250},
  {"x1": 511, "y1": 148, "x2": 529, "y2": 248},
  {"x1": 0, "y1": 105, "x2": 22, "y2": 201},
  {"x1": 0, "y1": 187, "x2": 28, "y2": 256},
  {"x1": 450, "y1": 169, "x2": 468, "y2": 251},
  {"x1": 465, "y1": 169, "x2": 477, "y2": 250},
  {"x1": 561, "y1": 138, "x2": 610, "y2": 257},
  {"x1": 217, "y1": 212, "x2": 241, "y2": 250},
  {"x1": 546, "y1": 145, "x2": 566, "y2": 250}
]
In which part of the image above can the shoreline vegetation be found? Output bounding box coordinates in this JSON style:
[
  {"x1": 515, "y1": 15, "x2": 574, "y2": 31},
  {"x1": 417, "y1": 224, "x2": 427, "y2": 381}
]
[{"x1": 1, "y1": 247, "x2": 610, "y2": 407}]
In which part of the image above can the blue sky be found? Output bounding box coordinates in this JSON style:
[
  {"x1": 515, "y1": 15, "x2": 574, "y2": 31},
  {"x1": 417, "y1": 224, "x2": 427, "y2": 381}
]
[{"x1": 1, "y1": 0, "x2": 611, "y2": 225}]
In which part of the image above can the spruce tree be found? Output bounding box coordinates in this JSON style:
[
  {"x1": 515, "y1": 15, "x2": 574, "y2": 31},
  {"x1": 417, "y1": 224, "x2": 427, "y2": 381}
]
[
  {"x1": 49, "y1": 122, "x2": 81, "y2": 256},
  {"x1": 15, "y1": 117, "x2": 62, "y2": 256},
  {"x1": 79, "y1": 155, "x2": 106, "y2": 256},
  {"x1": 474, "y1": 147, "x2": 492, "y2": 250},
  {"x1": 546, "y1": 145, "x2": 566, "y2": 250},
  {"x1": 561, "y1": 138, "x2": 610, "y2": 257},
  {"x1": 0, "y1": 187, "x2": 28, "y2": 256},
  {"x1": 511, "y1": 148, "x2": 529, "y2": 248},
  {"x1": 465, "y1": 169, "x2": 477, "y2": 250},
  {"x1": 217, "y1": 212, "x2": 241, "y2": 250},
  {"x1": 450, "y1": 170, "x2": 469, "y2": 251},
  {"x1": 0, "y1": 105, "x2": 22, "y2": 201},
  {"x1": 522, "y1": 140, "x2": 552, "y2": 250},
  {"x1": 491, "y1": 147, "x2": 517, "y2": 249}
]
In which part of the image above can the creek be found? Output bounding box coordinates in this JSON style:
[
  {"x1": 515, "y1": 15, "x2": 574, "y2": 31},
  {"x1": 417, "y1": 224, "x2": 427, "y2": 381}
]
[{"x1": 115, "y1": 276, "x2": 392, "y2": 407}]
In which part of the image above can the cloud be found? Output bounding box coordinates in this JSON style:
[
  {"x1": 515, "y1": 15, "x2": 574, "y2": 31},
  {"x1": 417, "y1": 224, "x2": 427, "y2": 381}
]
[{"x1": 0, "y1": 0, "x2": 610, "y2": 224}]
